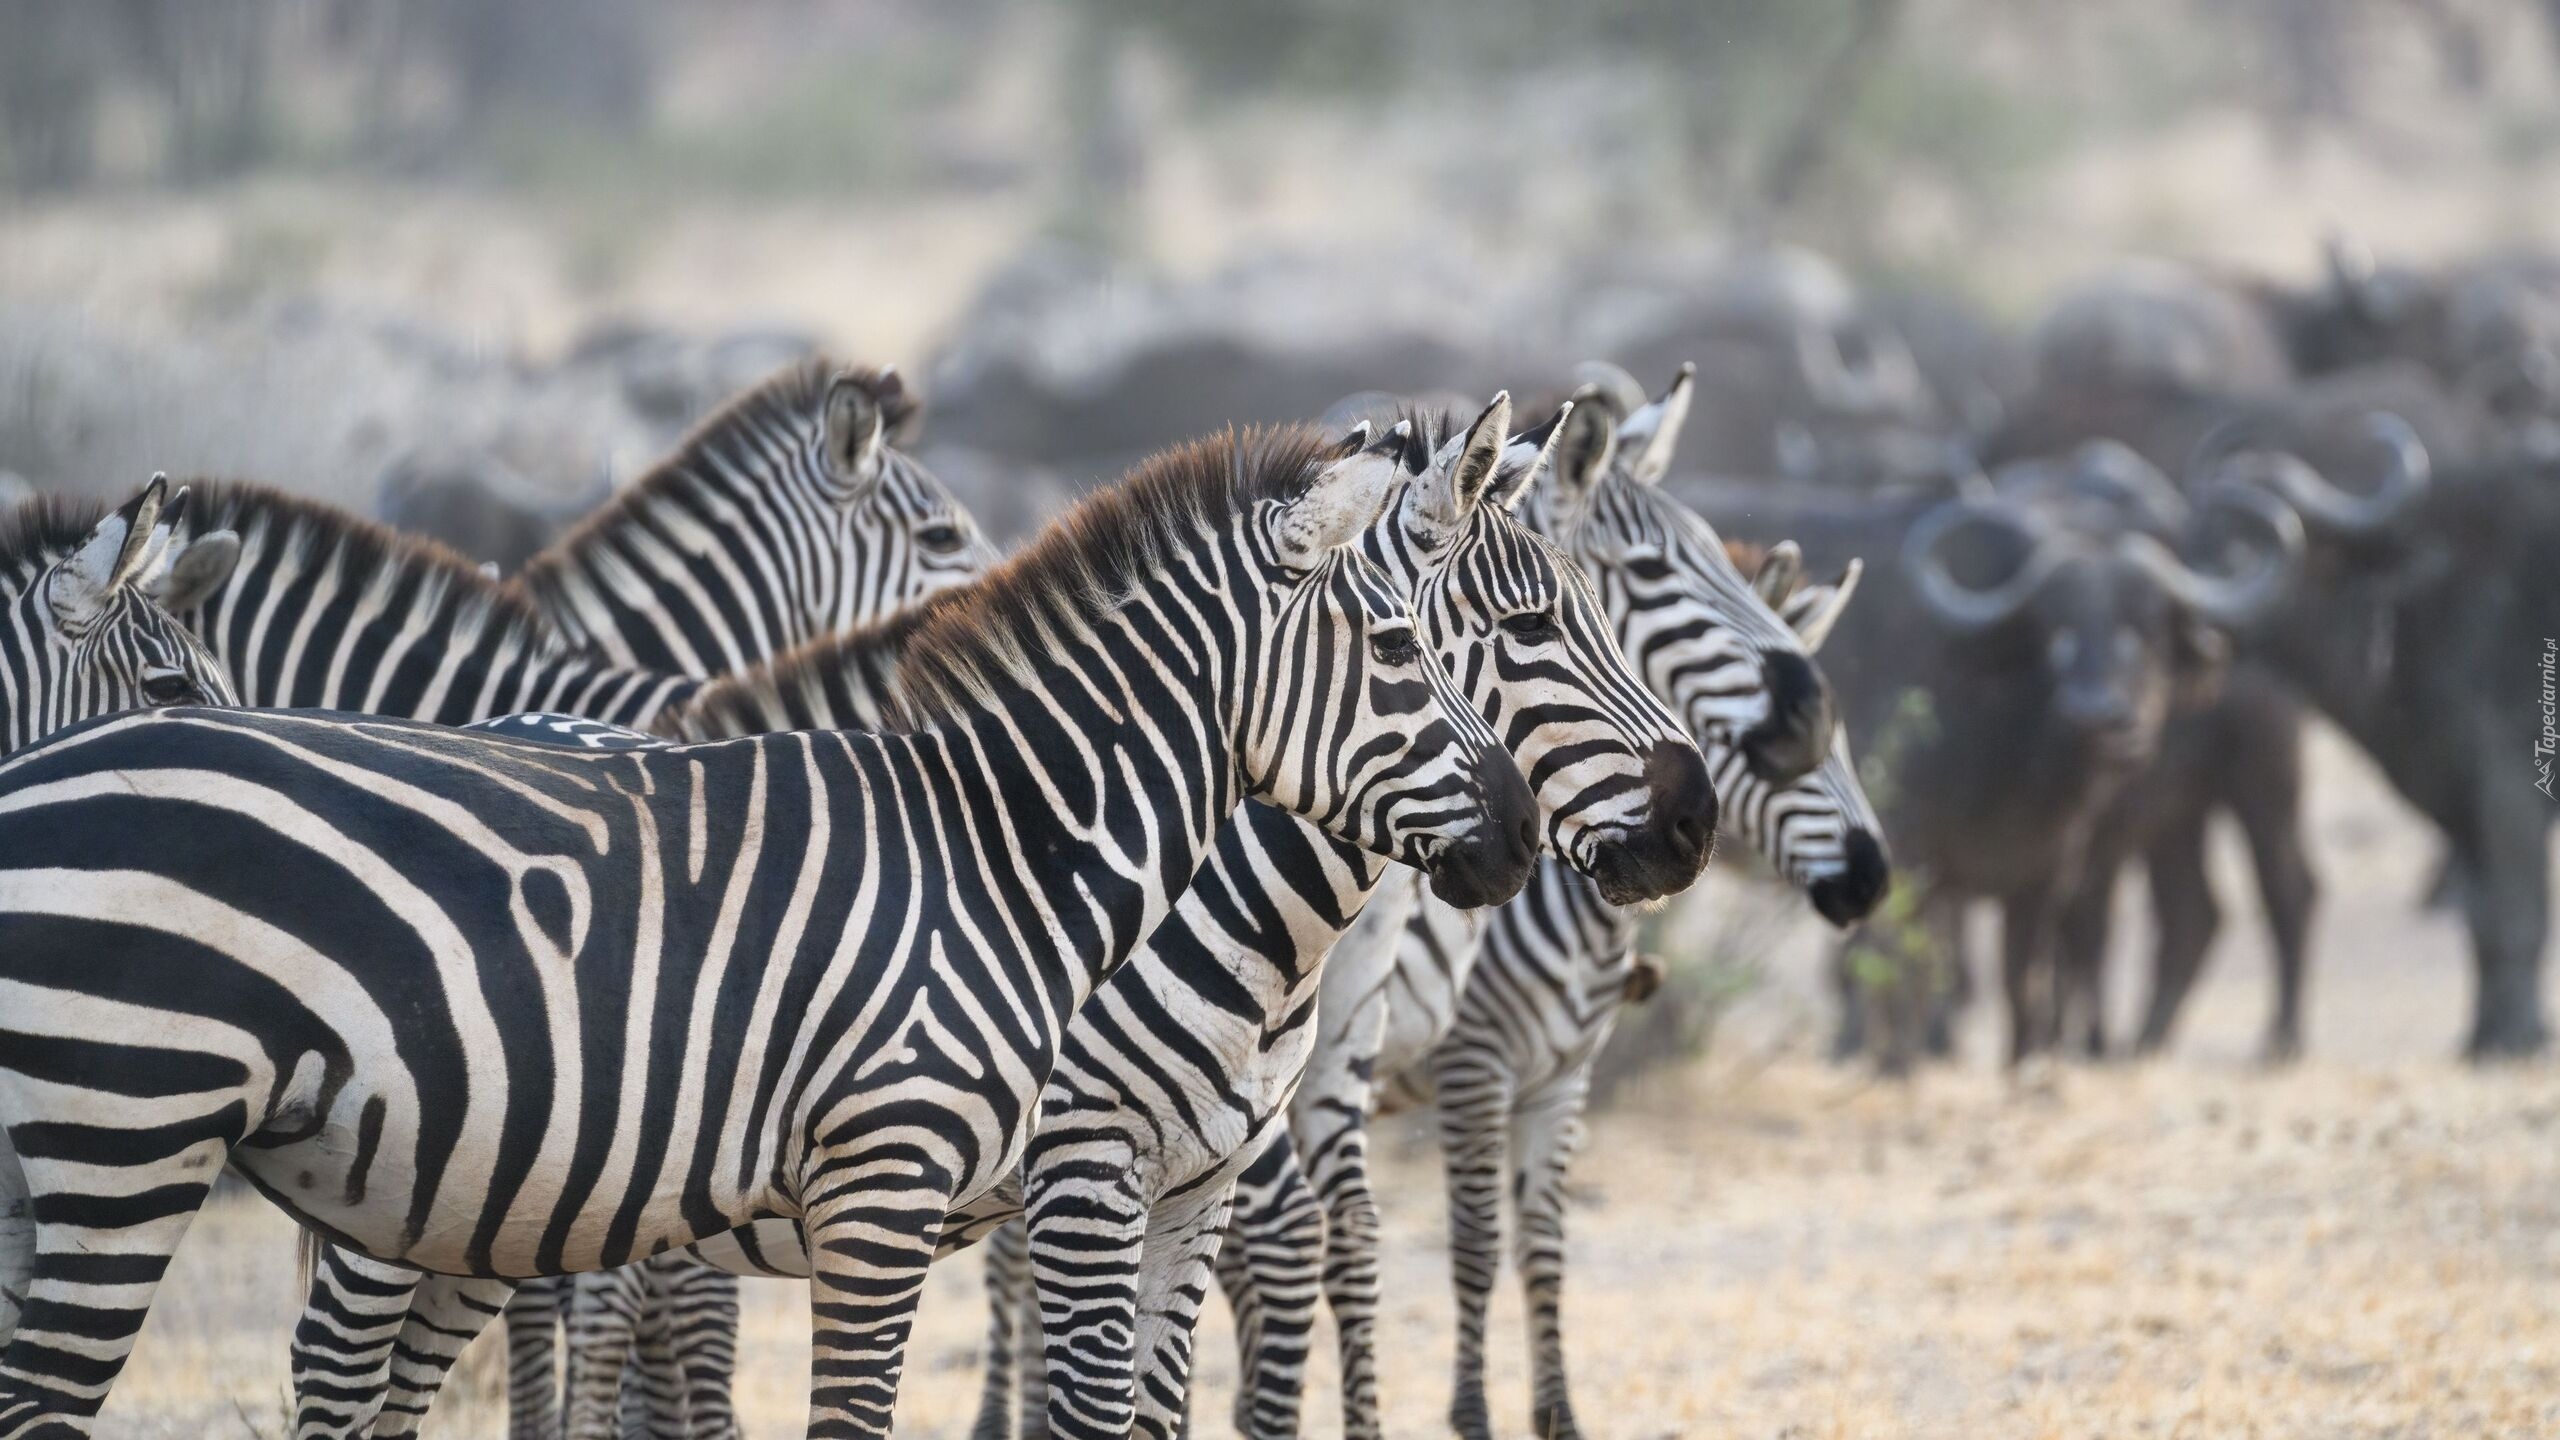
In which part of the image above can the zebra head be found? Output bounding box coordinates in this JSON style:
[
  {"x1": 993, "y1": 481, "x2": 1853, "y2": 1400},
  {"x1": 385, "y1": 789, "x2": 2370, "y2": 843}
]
[
  {"x1": 1242, "y1": 428, "x2": 1538, "y2": 910},
  {"x1": 1364, "y1": 395, "x2": 1716, "y2": 908},
  {"x1": 1707, "y1": 550, "x2": 1892, "y2": 927},
  {"x1": 814, "y1": 366, "x2": 1001, "y2": 621},
  {"x1": 1, "y1": 477, "x2": 239, "y2": 752},
  {"x1": 1520, "y1": 363, "x2": 1839, "y2": 787}
]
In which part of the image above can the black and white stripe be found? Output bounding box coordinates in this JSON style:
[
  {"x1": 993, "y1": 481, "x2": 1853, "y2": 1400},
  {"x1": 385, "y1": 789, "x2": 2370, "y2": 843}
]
[
  {"x1": 0, "y1": 426, "x2": 1524, "y2": 1440},
  {"x1": 1263, "y1": 369, "x2": 1850, "y2": 1440},
  {"x1": 508, "y1": 361, "x2": 997, "y2": 679}
]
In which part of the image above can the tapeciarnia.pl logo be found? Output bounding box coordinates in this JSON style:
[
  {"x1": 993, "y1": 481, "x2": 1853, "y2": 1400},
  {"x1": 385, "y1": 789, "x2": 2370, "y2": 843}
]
[{"x1": 2539, "y1": 637, "x2": 2556, "y2": 800}]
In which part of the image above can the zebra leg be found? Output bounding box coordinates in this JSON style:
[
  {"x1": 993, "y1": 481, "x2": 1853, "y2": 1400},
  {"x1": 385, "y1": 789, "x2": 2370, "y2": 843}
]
[
  {"x1": 1510, "y1": 1080, "x2": 1592, "y2": 1440},
  {"x1": 1216, "y1": 1135, "x2": 1320, "y2": 1440},
  {"x1": 506, "y1": 1279, "x2": 565, "y2": 1440},
  {"x1": 661, "y1": 1257, "x2": 742, "y2": 1440},
  {"x1": 563, "y1": 1267, "x2": 647, "y2": 1440},
  {"x1": 1126, "y1": 1182, "x2": 1238, "y2": 1440},
  {"x1": 289, "y1": 1244, "x2": 424, "y2": 1439},
  {"x1": 620, "y1": 1268, "x2": 680, "y2": 1439},
  {"x1": 370, "y1": 1274, "x2": 516, "y2": 1439},
  {"x1": 970, "y1": 1220, "x2": 1030, "y2": 1440},
  {"x1": 0, "y1": 1142, "x2": 222, "y2": 1439},
  {"x1": 1024, "y1": 1163, "x2": 1150, "y2": 1440},
  {"x1": 1432, "y1": 1051, "x2": 1515, "y2": 1440},
  {"x1": 1014, "y1": 1262, "x2": 1049, "y2": 1440},
  {"x1": 802, "y1": 1175, "x2": 948, "y2": 1439},
  {"x1": 0, "y1": 1131, "x2": 24, "y2": 1347}
]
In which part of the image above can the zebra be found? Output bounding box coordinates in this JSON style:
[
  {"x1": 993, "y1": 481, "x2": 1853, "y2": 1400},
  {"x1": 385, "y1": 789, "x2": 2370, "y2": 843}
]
[
  {"x1": 0, "y1": 477, "x2": 238, "y2": 757},
  {"x1": 1202, "y1": 541, "x2": 1885, "y2": 1440},
  {"x1": 313, "y1": 396, "x2": 1715, "y2": 1440},
  {"x1": 0, "y1": 422, "x2": 1532, "y2": 1440},
  {"x1": 1403, "y1": 547, "x2": 1886, "y2": 1440},
  {"x1": 1258, "y1": 364, "x2": 1851, "y2": 1440},
  {"x1": 507, "y1": 360, "x2": 997, "y2": 679}
]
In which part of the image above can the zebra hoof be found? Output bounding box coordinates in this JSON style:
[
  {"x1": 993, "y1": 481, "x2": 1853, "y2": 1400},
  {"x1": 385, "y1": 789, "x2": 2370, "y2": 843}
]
[{"x1": 1533, "y1": 1400, "x2": 1586, "y2": 1440}]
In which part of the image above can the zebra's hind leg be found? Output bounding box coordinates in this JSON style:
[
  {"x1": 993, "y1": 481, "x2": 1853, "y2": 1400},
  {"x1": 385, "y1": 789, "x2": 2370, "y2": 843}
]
[
  {"x1": 1216, "y1": 1134, "x2": 1319, "y2": 1440},
  {"x1": 504, "y1": 1279, "x2": 565, "y2": 1440},
  {"x1": 1431, "y1": 1052, "x2": 1516, "y2": 1440},
  {"x1": 289, "y1": 1244, "x2": 424, "y2": 1439},
  {"x1": 1023, "y1": 1161, "x2": 1149, "y2": 1440},
  {"x1": 0, "y1": 1136, "x2": 225, "y2": 1438},
  {"x1": 370, "y1": 1274, "x2": 515, "y2": 1439},
  {"x1": 970, "y1": 1220, "x2": 1030, "y2": 1440},
  {"x1": 1126, "y1": 1181, "x2": 1238, "y2": 1440},
  {"x1": 1510, "y1": 1078, "x2": 1593, "y2": 1440}
]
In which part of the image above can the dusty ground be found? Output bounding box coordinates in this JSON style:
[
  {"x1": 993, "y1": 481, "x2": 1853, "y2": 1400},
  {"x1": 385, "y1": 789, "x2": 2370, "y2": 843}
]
[{"x1": 93, "y1": 722, "x2": 2560, "y2": 1440}]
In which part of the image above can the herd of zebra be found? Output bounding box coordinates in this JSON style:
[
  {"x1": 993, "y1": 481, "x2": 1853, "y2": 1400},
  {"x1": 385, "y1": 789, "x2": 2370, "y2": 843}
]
[{"x1": 0, "y1": 356, "x2": 1887, "y2": 1440}]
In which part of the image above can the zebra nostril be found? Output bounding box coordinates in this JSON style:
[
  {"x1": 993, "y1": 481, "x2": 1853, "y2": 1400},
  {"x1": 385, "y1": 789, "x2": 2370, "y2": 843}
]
[{"x1": 1515, "y1": 813, "x2": 1538, "y2": 857}]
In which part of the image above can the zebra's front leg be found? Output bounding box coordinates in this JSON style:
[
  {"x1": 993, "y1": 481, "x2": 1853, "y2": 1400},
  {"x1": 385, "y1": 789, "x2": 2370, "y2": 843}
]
[
  {"x1": 658, "y1": 1256, "x2": 743, "y2": 1440},
  {"x1": 970, "y1": 1220, "x2": 1030, "y2": 1440},
  {"x1": 1214, "y1": 1134, "x2": 1320, "y2": 1440},
  {"x1": 503, "y1": 1279, "x2": 564, "y2": 1440},
  {"x1": 1126, "y1": 1181, "x2": 1238, "y2": 1440},
  {"x1": 1432, "y1": 1053, "x2": 1515, "y2": 1440},
  {"x1": 369, "y1": 1273, "x2": 516, "y2": 1439},
  {"x1": 1510, "y1": 1079, "x2": 1592, "y2": 1440},
  {"x1": 290, "y1": 1245, "x2": 424, "y2": 1440},
  {"x1": 562, "y1": 1267, "x2": 647, "y2": 1440},
  {"x1": 1023, "y1": 1163, "x2": 1150, "y2": 1440},
  {"x1": 802, "y1": 1167, "x2": 950, "y2": 1439}
]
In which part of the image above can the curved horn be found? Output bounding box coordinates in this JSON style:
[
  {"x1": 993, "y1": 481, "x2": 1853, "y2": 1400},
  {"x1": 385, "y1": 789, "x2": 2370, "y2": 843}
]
[
  {"x1": 2215, "y1": 412, "x2": 2430, "y2": 536},
  {"x1": 2115, "y1": 480, "x2": 2304, "y2": 628},
  {"x1": 2069, "y1": 439, "x2": 2191, "y2": 531},
  {"x1": 1902, "y1": 498, "x2": 2060, "y2": 633}
]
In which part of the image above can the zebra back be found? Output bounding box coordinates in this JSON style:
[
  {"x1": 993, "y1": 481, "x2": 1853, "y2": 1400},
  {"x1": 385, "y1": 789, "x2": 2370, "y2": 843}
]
[{"x1": 507, "y1": 359, "x2": 998, "y2": 678}]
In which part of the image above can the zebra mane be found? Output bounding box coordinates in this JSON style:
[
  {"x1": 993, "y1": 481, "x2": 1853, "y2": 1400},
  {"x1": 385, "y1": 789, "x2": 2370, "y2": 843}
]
[
  {"x1": 657, "y1": 607, "x2": 928, "y2": 741},
  {"x1": 176, "y1": 480, "x2": 558, "y2": 632},
  {"x1": 0, "y1": 493, "x2": 114, "y2": 590},
  {"x1": 890, "y1": 424, "x2": 1341, "y2": 728},
  {"x1": 511, "y1": 357, "x2": 911, "y2": 595}
]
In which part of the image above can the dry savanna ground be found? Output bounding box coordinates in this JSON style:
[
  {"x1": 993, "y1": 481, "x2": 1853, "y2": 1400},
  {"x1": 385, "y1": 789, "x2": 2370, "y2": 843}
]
[{"x1": 92, "y1": 726, "x2": 2560, "y2": 1439}]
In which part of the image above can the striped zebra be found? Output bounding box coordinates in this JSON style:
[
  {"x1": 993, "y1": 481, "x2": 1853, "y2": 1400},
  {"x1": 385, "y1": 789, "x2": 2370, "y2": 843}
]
[
  {"x1": 507, "y1": 360, "x2": 997, "y2": 678},
  {"x1": 0, "y1": 423, "x2": 1531, "y2": 1440},
  {"x1": 0, "y1": 478, "x2": 238, "y2": 756},
  {"x1": 1404, "y1": 548, "x2": 1886, "y2": 1440},
  {"x1": 1206, "y1": 544, "x2": 1885, "y2": 1440},
  {"x1": 1270, "y1": 365, "x2": 1848, "y2": 1440},
  {"x1": 324, "y1": 397, "x2": 1713, "y2": 1440}
]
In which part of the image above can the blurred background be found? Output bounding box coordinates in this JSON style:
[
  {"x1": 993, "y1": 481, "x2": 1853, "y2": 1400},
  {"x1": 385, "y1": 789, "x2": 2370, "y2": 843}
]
[{"x1": 9, "y1": 4, "x2": 2560, "y2": 1436}]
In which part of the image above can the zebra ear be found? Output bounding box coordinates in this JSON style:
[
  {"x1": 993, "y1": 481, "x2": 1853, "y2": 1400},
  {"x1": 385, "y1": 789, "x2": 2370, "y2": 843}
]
[
  {"x1": 148, "y1": 529, "x2": 242, "y2": 613},
  {"x1": 1489, "y1": 399, "x2": 1572, "y2": 513},
  {"x1": 1753, "y1": 540, "x2": 1804, "y2": 605},
  {"x1": 822, "y1": 372, "x2": 890, "y2": 492},
  {"x1": 1616, "y1": 363, "x2": 1695, "y2": 486},
  {"x1": 1542, "y1": 390, "x2": 1621, "y2": 533},
  {"x1": 48, "y1": 476, "x2": 168, "y2": 626},
  {"x1": 1405, "y1": 393, "x2": 1513, "y2": 539},
  {"x1": 1780, "y1": 557, "x2": 1862, "y2": 653},
  {"x1": 1273, "y1": 448, "x2": 1401, "y2": 570}
]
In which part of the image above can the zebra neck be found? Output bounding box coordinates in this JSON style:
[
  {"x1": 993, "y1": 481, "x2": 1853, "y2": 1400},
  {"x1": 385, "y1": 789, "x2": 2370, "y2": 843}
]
[{"x1": 921, "y1": 636, "x2": 1243, "y2": 1021}]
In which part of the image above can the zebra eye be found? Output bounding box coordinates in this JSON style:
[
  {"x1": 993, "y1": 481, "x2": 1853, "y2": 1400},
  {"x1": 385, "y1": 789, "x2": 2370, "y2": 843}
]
[
  {"x1": 916, "y1": 523, "x2": 967, "y2": 554},
  {"x1": 140, "y1": 670, "x2": 199, "y2": 706},
  {"x1": 1499, "y1": 611, "x2": 1559, "y2": 645},
  {"x1": 1369, "y1": 630, "x2": 1420, "y2": 667}
]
